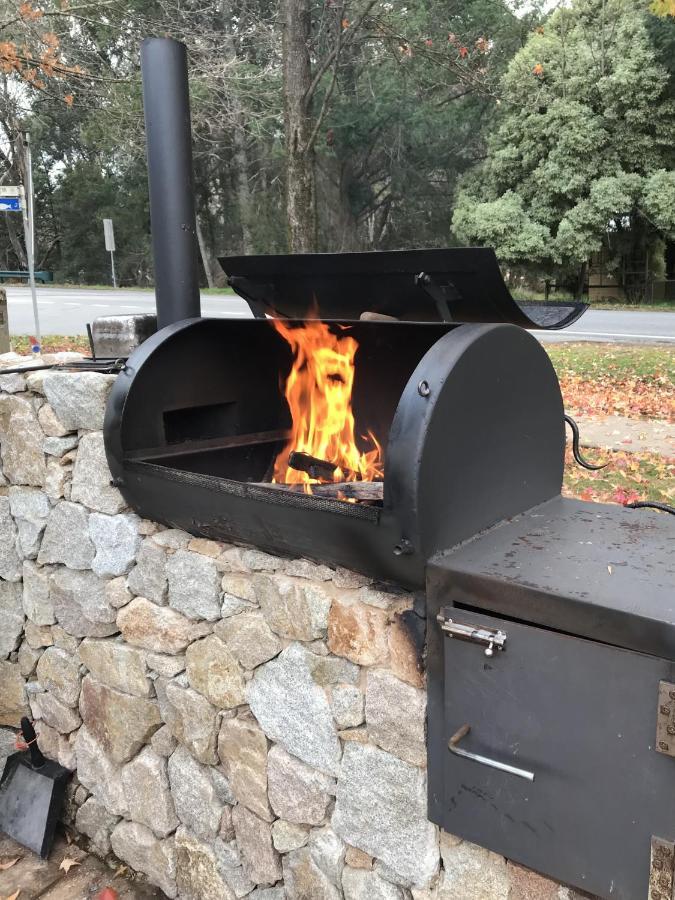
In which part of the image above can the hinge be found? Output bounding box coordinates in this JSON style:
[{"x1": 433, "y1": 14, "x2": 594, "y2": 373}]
[
  {"x1": 437, "y1": 608, "x2": 507, "y2": 658},
  {"x1": 656, "y1": 681, "x2": 675, "y2": 758},
  {"x1": 649, "y1": 836, "x2": 675, "y2": 900}
]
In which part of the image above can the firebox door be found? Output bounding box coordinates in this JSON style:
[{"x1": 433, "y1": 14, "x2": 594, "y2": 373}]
[{"x1": 430, "y1": 606, "x2": 675, "y2": 899}]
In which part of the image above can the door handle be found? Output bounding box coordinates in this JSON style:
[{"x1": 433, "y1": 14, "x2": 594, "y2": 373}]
[{"x1": 448, "y1": 724, "x2": 535, "y2": 782}]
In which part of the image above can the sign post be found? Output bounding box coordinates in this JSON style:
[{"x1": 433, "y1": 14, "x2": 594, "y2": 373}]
[
  {"x1": 0, "y1": 180, "x2": 41, "y2": 352},
  {"x1": 103, "y1": 218, "x2": 117, "y2": 288},
  {"x1": 21, "y1": 133, "x2": 41, "y2": 353},
  {"x1": 0, "y1": 289, "x2": 9, "y2": 353}
]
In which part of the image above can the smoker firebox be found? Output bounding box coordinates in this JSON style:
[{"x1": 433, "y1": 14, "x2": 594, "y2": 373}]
[{"x1": 102, "y1": 37, "x2": 675, "y2": 900}]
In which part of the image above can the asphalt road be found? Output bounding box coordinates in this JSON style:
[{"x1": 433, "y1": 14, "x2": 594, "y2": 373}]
[{"x1": 3, "y1": 285, "x2": 675, "y2": 343}]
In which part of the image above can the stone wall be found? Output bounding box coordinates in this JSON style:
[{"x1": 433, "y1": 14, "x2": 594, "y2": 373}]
[{"x1": 0, "y1": 354, "x2": 586, "y2": 900}]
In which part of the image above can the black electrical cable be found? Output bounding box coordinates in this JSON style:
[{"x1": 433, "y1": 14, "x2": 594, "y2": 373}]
[
  {"x1": 563, "y1": 414, "x2": 608, "y2": 470},
  {"x1": 624, "y1": 501, "x2": 675, "y2": 516}
]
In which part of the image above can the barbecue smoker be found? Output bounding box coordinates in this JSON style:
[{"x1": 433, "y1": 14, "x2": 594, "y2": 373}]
[{"x1": 103, "y1": 38, "x2": 675, "y2": 900}]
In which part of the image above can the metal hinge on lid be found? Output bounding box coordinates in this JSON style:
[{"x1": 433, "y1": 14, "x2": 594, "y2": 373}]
[
  {"x1": 656, "y1": 681, "x2": 675, "y2": 758},
  {"x1": 649, "y1": 836, "x2": 675, "y2": 900},
  {"x1": 437, "y1": 609, "x2": 507, "y2": 657}
]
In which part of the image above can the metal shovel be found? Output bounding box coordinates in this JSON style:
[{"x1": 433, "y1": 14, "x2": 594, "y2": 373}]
[{"x1": 0, "y1": 717, "x2": 71, "y2": 857}]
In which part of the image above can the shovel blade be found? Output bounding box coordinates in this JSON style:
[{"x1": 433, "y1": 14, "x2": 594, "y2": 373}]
[{"x1": 0, "y1": 751, "x2": 70, "y2": 858}]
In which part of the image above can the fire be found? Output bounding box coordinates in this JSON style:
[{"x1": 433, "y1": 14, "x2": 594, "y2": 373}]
[{"x1": 272, "y1": 318, "x2": 383, "y2": 490}]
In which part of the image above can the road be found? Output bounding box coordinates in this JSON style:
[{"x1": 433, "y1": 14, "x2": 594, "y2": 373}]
[{"x1": 3, "y1": 286, "x2": 675, "y2": 343}]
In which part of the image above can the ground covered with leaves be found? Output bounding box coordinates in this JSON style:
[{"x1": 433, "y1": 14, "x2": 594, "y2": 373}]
[
  {"x1": 10, "y1": 335, "x2": 90, "y2": 355},
  {"x1": 544, "y1": 343, "x2": 674, "y2": 507},
  {"x1": 562, "y1": 446, "x2": 674, "y2": 506},
  {"x1": 547, "y1": 343, "x2": 674, "y2": 422}
]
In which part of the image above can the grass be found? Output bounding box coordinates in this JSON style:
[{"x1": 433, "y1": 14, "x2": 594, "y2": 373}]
[
  {"x1": 9, "y1": 335, "x2": 90, "y2": 355},
  {"x1": 546, "y1": 342, "x2": 675, "y2": 384}
]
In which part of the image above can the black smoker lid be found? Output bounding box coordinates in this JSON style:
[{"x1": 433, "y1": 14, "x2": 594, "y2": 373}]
[{"x1": 220, "y1": 248, "x2": 587, "y2": 329}]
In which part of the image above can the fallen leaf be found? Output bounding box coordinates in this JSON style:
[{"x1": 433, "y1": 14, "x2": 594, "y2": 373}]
[
  {"x1": 113, "y1": 865, "x2": 128, "y2": 878},
  {"x1": 59, "y1": 858, "x2": 81, "y2": 874},
  {"x1": 0, "y1": 859, "x2": 19, "y2": 871},
  {"x1": 607, "y1": 564, "x2": 613, "y2": 575},
  {"x1": 96, "y1": 890, "x2": 119, "y2": 900},
  {"x1": 5, "y1": 890, "x2": 20, "y2": 900}
]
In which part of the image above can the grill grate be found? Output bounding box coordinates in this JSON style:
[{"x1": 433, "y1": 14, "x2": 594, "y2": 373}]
[{"x1": 128, "y1": 461, "x2": 382, "y2": 522}]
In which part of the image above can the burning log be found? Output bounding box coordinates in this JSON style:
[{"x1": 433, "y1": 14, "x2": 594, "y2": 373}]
[
  {"x1": 288, "y1": 450, "x2": 357, "y2": 481},
  {"x1": 311, "y1": 481, "x2": 383, "y2": 501},
  {"x1": 360, "y1": 311, "x2": 400, "y2": 322},
  {"x1": 250, "y1": 480, "x2": 384, "y2": 503}
]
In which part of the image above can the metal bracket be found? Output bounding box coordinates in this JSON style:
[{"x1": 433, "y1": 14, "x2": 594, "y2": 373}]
[
  {"x1": 437, "y1": 609, "x2": 507, "y2": 657},
  {"x1": 414, "y1": 272, "x2": 461, "y2": 322},
  {"x1": 649, "y1": 836, "x2": 675, "y2": 900},
  {"x1": 656, "y1": 681, "x2": 675, "y2": 757}
]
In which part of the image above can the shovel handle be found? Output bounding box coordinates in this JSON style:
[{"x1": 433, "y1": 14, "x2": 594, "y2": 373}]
[{"x1": 20, "y1": 717, "x2": 46, "y2": 768}]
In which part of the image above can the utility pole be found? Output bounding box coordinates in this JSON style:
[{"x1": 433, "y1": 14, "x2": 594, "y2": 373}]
[{"x1": 20, "y1": 132, "x2": 41, "y2": 352}]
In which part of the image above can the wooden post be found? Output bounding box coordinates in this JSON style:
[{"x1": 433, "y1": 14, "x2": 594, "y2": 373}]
[{"x1": 0, "y1": 288, "x2": 10, "y2": 354}]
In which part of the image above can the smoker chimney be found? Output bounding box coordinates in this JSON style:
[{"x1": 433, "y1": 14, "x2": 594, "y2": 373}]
[{"x1": 141, "y1": 38, "x2": 201, "y2": 328}]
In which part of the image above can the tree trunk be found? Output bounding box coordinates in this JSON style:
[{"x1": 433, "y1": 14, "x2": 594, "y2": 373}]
[
  {"x1": 575, "y1": 260, "x2": 587, "y2": 300},
  {"x1": 195, "y1": 213, "x2": 215, "y2": 288},
  {"x1": 282, "y1": 0, "x2": 317, "y2": 253},
  {"x1": 232, "y1": 115, "x2": 254, "y2": 254},
  {"x1": 5, "y1": 213, "x2": 27, "y2": 267}
]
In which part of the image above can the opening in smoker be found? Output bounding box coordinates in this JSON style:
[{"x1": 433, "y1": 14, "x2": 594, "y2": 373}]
[{"x1": 119, "y1": 317, "x2": 453, "y2": 510}]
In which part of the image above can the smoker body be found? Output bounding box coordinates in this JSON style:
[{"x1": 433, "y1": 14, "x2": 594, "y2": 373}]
[
  {"x1": 427, "y1": 499, "x2": 675, "y2": 900},
  {"x1": 104, "y1": 316, "x2": 565, "y2": 588}
]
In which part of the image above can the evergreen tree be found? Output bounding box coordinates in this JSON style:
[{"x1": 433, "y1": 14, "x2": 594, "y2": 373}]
[{"x1": 452, "y1": 0, "x2": 675, "y2": 297}]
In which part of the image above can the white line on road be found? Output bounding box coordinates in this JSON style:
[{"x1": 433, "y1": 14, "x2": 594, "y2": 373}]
[{"x1": 536, "y1": 330, "x2": 675, "y2": 343}]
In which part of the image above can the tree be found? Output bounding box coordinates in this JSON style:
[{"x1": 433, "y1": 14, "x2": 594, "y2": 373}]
[{"x1": 452, "y1": 0, "x2": 675, "y2": 297}]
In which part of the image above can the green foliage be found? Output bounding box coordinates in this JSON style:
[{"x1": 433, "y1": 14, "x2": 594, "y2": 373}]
[
  {"x1": 642, "y1": 169, "x2": 675, "y2": 234},
  {"x1": 453, "y1": 0, "x2": 675, "y2": 284},
  {"x1": 51, "y1": 161, "x2": 151, "y2": 285}
]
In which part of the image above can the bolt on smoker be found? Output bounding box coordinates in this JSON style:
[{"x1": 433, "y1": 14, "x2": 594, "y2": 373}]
[{"x1": 103, "y1": 38, "x2": 675, "y2": 900}]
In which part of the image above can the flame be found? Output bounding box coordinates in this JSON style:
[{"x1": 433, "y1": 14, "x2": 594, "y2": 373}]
[{"x1": 272, "y1": 318, "x2": 383, "y2": 490}]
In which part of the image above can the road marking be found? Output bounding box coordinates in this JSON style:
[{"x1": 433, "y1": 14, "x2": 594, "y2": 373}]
[{"x1": 536, "y1": 330, "x2": 675, "y2": 342}]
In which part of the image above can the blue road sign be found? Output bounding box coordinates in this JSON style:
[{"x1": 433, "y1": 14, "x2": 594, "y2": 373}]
[{"x1": 0, "y1": 198, "x2": 21, "y2": 212}]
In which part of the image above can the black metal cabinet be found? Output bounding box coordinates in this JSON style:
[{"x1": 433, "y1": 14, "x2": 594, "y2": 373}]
[{"x1": 426, "y1": 501, "x2": 675, "y2": 900}]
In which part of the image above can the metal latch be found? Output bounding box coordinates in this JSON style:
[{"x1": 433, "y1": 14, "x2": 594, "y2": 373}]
[
  {"x1": 656, "y1": 681, "x2": 675, "y2": 757},
  {"x1": 437, "y1": 609, "x2": 507, "y2": 657}
]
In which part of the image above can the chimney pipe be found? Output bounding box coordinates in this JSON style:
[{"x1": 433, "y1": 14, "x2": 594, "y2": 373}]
[{"x1": 141, "y1": 38, "x2": 201, "y2": 328}]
